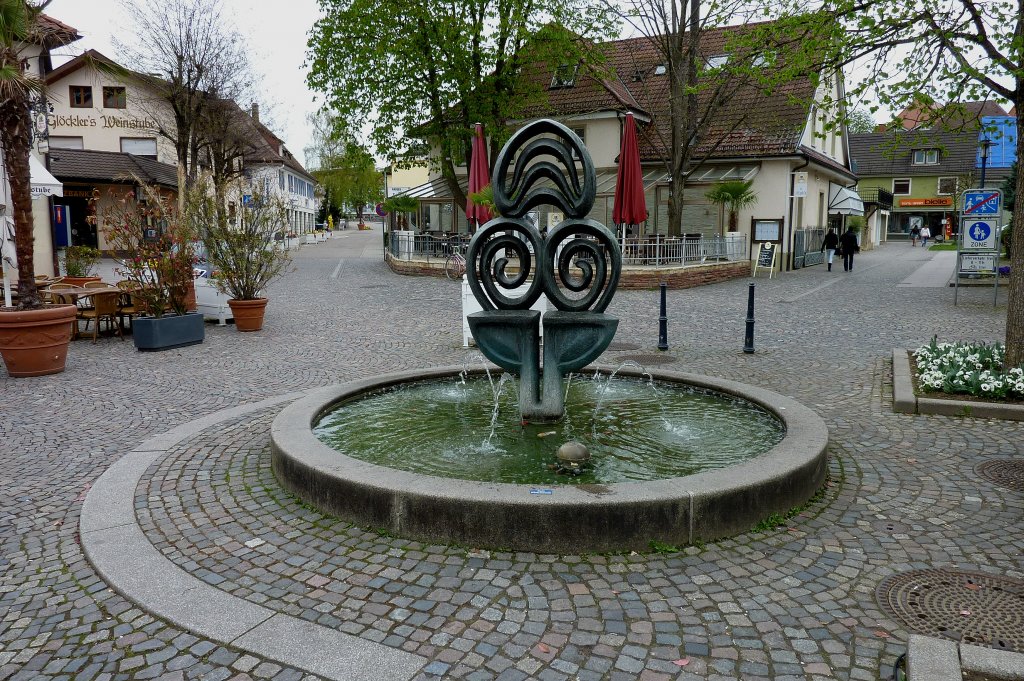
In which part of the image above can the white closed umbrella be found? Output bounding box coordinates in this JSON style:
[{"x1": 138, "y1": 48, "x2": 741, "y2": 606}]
[{"x1": 2, "y1": 217, "x2": 16, "y2": 308}]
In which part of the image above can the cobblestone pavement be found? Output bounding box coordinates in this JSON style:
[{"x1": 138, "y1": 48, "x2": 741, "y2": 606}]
[{"x1": 2, "y1": 230, "x2": 1022, "y2": 680}]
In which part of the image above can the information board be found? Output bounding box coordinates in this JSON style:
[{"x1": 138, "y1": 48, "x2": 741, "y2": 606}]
[
  {"x1": 753, "y1": 220, "x2": 781, "y2": 242},
  {"x1": 752, "y1": 242, "x2": 777, "y2": 278},
  {"x1": 960, "y1": 219, "x2": 998, "y2": 250}
]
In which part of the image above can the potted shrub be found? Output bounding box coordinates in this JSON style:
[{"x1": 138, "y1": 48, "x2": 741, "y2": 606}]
[
  {"x1": 100, "y1": 185, "x2": 204, "y2": 351},
  {"x1": 0, "y1": 1, "x2": 77, "y2": 377},
  {"x1": 189, "y1": 182, "x2": 291, "y2": 332},
  {"x1": 61, "y1": 245, "x2": 102, "y2": 286}
]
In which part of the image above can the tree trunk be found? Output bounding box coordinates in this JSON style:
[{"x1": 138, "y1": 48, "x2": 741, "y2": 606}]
[
  {"x1": 1005, "y1": 90, "x2": 1024, "y2": 367},
  {"x1": 1, "y1": 93, "x2": 41, "y2": 309}
]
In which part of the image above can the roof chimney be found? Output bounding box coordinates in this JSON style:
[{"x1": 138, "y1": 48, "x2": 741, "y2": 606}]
[{"x1": 250, "y1": 102, "x2": 259, "y2": 122}]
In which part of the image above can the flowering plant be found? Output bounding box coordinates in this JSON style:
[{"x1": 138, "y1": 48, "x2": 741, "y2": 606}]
[
  {"x1": 914, "y1": 337, "x2": 1024, "y2": 399},
  {"x1": 98, "y1": 185, "x2": 198, "y2": 318}
]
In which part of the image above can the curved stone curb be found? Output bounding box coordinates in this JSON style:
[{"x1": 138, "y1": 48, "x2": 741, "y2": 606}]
[
  {"x1": 272, "y1": 366, "x2": 829, "y2": 553},
  {"x1": 79, "y1": 391, "x2": 427, "y2": 681},
  {"x1": 893, "y1": 348, "x2": 1024, "y2": 421}
]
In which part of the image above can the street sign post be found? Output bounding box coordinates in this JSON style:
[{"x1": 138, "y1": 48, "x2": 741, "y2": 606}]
[{"x1": 955, "y1": 190, "x2": 1002, "y2": 307}]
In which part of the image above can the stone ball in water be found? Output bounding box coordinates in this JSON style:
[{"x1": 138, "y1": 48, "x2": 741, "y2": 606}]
[{"x1": 556, "y1": 441, "x2": 590, "y2": 464}]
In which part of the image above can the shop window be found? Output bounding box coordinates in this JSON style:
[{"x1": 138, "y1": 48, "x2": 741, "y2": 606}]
[
  {"x1": 103, "y1": 86, "x2": 126, "y2": 109},
  {"x1": 893, "y1": 178, "x2": 911, "y2": 195},
  {"x1": 937, "y1": 177, "x2": 957, "y2": 195},
  {"x1": 70, "y1": 85, "x2": 92, "y2": 108},
  {"x1": 120, "y1": 137, "x2": 157, "y2": 158},
  {"x1": 912, "y1": 149, "x2": 939, "y2": 165}
]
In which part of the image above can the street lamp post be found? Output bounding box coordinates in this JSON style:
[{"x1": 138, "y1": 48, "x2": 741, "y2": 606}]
[{"x1": 979, "y1": 139, "x2": 995, "y2": 187}]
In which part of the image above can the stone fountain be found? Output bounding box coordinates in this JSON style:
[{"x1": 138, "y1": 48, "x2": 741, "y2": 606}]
[{"x1": 270, "y1": 120, "x2": 829, "y2": 553}]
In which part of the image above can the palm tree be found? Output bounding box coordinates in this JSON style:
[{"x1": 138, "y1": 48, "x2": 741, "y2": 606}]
[
  {"x1": 0, "y1": 0, "x2": 46, "y2": 309},
  {"x1": 705, "y1": 180, "x2": 758, "y2": 233}
]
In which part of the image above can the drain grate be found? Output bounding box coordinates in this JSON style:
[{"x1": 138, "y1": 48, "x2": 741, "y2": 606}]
[
  {"x1": 616, "y1": 353, "x2": 676, "y2": 366},
  {"x1": 876, "y1": 569, "x2": 1024, "y2": 652},
  {"x1": 975, "y1": 459, "x2": 1024, "y2": 492},
  {"x1": 605, "y1": 341, "x2": 642, "y2": 351}
]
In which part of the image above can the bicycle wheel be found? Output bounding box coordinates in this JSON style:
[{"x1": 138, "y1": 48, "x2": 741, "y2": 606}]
[{"x1": 444, "y1": 254, "x2": 465, "y2": 280}]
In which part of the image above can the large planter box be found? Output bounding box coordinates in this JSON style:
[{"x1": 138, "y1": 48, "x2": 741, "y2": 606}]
[{"x1": 133, "y1": 312, "x2": 205, "y2": 352}]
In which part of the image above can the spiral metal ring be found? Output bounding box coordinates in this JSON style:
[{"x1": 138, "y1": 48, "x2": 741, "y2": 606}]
[
  {"x1": 545, "y1": 219, "x2": 620, "y2": 313},
  {"x1": 465, "y1": 219, "x2": 544, "y2": 311},
  {"x1": 491, "y1": 120, "x2": 596, "y2": 219}
]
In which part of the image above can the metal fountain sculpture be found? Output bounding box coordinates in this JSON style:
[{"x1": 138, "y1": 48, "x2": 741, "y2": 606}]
[{"x1": 466, "y1": 119, "x2": 621, "y2": 422}]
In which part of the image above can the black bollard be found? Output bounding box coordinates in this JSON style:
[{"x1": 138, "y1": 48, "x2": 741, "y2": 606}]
[
  {"x1": 743, "y1": 283, "x2": 755, "y2": 354},
  {"x1": 658, "y1": 282, "x2": 668, "y2": 351}
]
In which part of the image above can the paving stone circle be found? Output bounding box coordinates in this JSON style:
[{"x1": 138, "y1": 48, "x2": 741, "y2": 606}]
[
  {"x1": 614, "y1": 352, "x2": 677, "y2": 365},
  {"x1": 974, "y1": 458, "x2": 1024, "y2": 492},
  {"x1": 876, "y1": 569, "x2": 1024, "y2": 651}
]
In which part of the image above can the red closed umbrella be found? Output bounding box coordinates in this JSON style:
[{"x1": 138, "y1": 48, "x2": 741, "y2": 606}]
[
  {"x1": 612, "y1": 113, "x2": 648, "y2": 235},
  {"x1": 466, "y1": 123, "x2": 492, "y2": 230}
]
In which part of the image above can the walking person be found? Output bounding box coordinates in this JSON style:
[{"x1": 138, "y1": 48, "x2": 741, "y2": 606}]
[
  {"x1": 910, "y1": 224, "x2": 920, "y2": 246},
  {"x1": 839, "y1": 226, "x2": 860, "y2": 272},
  {"x1": 820, "y1": 227, "x2": 839, "y2": 271},
  {"x1": 919, "y1": 225, "x2": 932, "y2": 248}
]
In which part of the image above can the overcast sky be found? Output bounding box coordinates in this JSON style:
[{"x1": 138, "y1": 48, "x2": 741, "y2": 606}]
[{"x1": 45, "y1": 0, "x2": 325, "y2": 167}]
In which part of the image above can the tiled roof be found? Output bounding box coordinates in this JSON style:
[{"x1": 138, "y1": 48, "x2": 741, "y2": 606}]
[
  {"x1": 48, "y1": 149, "x2": 178, "y2": 188},
  {"x1": 233, "y1": 105, "x2": 315, "y2": 181},
  {"x1": 34, "y1": 13, "x2": 81, "y2": 49},
  {"x1": 513, "y1": 21, "x2": 822, "y2": 164},
  {"x1": 849, "y1": 129, "x2": 1012, "y2": 184}
]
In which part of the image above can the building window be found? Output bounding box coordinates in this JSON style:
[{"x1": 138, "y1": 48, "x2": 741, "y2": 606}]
[
  {"x1": 49, "y1": 136, "x2": 84, "y2": 150},
  {"x1": 278, "y1": 170, "x2": 285, "y2": 190},
  {"x1": 69, "y1": 85, "x2": 92, "y2": 108},
  {"x1": 550, "y1": 63, "x2": 579, "y2": 89},
  {"x1": 893, "y1": 178, "x2": 911, "y2": 194},
  {"x1": 103, "y1": 86, "x2": 126, "y2": 109},
  {"x1": 912, "y1": 149, "x2": 939, "y2": 165},
  {"x1": 120, "y1": 137, "x2": 157, "y2": 158},
  {"x1": 937, "y1": 177, "x2": 957, "y2": 195},
  {"x1": 653, "y1": 64, "x2": 667, "y2": 76},
  {"x1": 705, "y1": 54, "x2": 729, "y2": 69}
]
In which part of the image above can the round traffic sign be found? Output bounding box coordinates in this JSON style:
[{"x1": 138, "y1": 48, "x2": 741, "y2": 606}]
[{"x1": 968, "y1": 222, "x2": 991, "y2": 242}]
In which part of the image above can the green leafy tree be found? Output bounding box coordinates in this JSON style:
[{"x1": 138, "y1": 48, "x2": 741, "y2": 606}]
[
  {"x1": 382, "y1": 195, "x2": 419, "y2": 229},
  {"x1": 306, "y1": 0, "x2": 614, "y2": 210},
  {"x1": 845, "y1": 105, "x2": 876, "y2": 133},
  {"x1": 608, "y1": 2, "x2": 846, "y2": 236},
  {"x1": 705, "y1": 180, "x2": 758, "y2": 233},
  {"x1": 306, "y1": 110, "x2": 382, "y2": 222},
  {"x1": 839, "y1": 0, "x2": 1024, "y2": 364}
]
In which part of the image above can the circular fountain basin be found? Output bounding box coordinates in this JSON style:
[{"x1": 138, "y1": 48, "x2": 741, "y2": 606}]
[{"x1": 271, "y1": 367, "x2": 829, "y2": 553}]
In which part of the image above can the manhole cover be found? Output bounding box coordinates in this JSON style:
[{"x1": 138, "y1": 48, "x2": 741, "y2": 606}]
[
  {"x1": 605, "y1": 341, "x2": 641, "y2": 351},
  {"x1": 876, "y1": 569, "x2": 1024, "y2": 651},
  {"x1": 975, "y1": 459, "x2": 1024, "y2": 492},
  {"x1": 616, "y1": 353, "x2": 676, "y2": 366}
]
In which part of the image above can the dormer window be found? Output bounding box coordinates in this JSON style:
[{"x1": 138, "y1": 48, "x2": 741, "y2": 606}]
[
  {"x1": 705, "y1": 55, "x2": 729, "y2": 69},
  {"x1": 913, "y1": 149, "x2": 939, "y2": 165},
  {"x1": 550, "y1": 63, "x2": 579, "y2": 89},
  {"x1": 653, "y1": 64, "x2": 667, "y2": 76}
]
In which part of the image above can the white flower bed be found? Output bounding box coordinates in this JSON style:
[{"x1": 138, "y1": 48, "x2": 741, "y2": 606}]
[{"x1": 914, "y1": 339, "x2": 1024, "y2": 399}]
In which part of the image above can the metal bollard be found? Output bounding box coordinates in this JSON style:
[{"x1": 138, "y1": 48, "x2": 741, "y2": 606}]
[
  {"x1": 743, "y1": 283, "x2": 755, "y2": 354},
  {"x1": 658, "y1": 282, "x2": 668, "y2": 351}
]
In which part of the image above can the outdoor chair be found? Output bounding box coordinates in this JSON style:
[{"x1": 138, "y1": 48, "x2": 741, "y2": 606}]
[
  {"x1": 83, "y1": 281, "x2": 109, "y2": 288},
  {"x1": 115, "y1": 281, "x2": 141, "y2": 327},
  {"x1": 77, "y1": 291, "x2": 123, "y2": 344}
]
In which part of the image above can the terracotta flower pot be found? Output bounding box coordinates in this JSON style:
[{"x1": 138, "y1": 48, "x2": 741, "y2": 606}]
[
  {"x1": 227, "y1": 298, "x2": 268, "y2": 332},
  {"x1": 0, "y1": 304, "x2": 77, "y2": 377}
]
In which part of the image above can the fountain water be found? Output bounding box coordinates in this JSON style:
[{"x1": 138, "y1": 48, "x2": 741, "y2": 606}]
[{"x1": 271, "y1": 120, "x2": 829, "y2": 553}]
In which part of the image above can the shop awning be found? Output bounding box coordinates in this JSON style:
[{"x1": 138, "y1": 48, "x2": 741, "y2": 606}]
[
  {"x1": 828, "y1": 183, "x2": 863, "y2": 216},
  {"x1": 30, "y1": 156, "x2": 63, "y2": 198}
]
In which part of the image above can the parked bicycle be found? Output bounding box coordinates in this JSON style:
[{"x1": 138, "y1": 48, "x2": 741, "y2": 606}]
[{"x1": 444, "y1": 240, "x2": 467, "y2": 280}]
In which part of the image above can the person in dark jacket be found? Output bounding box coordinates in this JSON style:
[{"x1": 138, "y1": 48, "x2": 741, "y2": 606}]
[
  {"x1": 839, "y1": 226, "x2": 860, "y2": 271},
  {"x1": 820, "y1": 228, "x2": 839, "y2": 271}
]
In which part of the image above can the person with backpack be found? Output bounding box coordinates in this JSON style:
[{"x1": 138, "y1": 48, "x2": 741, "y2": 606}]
[{"x1": 910, "y1": 224, "x2": 921, "y2": 246}]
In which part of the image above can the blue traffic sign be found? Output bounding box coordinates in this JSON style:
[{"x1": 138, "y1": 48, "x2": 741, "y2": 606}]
[
  {"x1": 968, "y1": 221, "x2": 991, "y2": 242},
  {"x1": 963, "y1": 189, "x2": 1001, "y2": 215}
]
